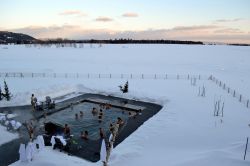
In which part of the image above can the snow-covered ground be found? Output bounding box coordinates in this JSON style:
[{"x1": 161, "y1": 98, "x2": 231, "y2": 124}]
[
  {"x1": 0, "y1": 44, "x2": 250, "y2": 99},
  {"x1": 0, "y1": 125, "x2": 18, "y2": 145},
  {"x1": 0, "y1": 44, "x2": 250, "y2": 166}
]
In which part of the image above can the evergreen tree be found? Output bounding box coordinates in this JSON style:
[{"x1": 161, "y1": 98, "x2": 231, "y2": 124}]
[
  {"x1": 123, "y1": 81, "x2": 128, "y2": 93},
  {"x1": 3, "y1": 80, "x2": 11, "y2": 101},
  {"x1": 119, "y1": 81, "x2": 129, "y2": 93}
]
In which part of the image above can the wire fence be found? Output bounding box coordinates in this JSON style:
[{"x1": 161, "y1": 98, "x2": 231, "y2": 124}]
[
  {"x1": 1, "y1": 72, "x2": 248, "y2": 109},
  {"x1": 0, "y1": 72, "x2": 209, "y2": 80},
  {"x1": 209, "y1": 75, "x2": 250, "y2": 110}
]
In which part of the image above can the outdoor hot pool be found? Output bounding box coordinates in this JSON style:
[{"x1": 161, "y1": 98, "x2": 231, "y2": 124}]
[
  {"x1": 38, "y1": 94, "x2": 162, "y2": 162},
  {"x1": 45, "y1": 102, "x2": 131, "y2": 140}
]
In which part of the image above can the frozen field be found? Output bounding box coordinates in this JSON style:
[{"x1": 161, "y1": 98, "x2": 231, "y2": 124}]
[
  {"x1": 0, "y1": 44, "x2": 250, "y2": 99},
  {"x1": 0, "y1": 44, "x2": 250, "y2": 166}
]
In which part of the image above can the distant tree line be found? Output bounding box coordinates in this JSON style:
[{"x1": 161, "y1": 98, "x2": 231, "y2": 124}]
[
  {"x1": 1, "y1": 31, "x2": 249, "y2": 46},
  {"x1": 34, "y1": 38, "x2": 204, "y2": 45},
  {"x1": 228, "y1": 43, "x2": 250, "y2": 46},
  {"x1": 0, "y1": 32, "x2": 204, "y2": 45}
]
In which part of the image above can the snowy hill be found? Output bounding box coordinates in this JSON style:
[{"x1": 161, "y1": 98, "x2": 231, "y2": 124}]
[{"x1": 0, "y1": 31, "x2": 38, "y2": 44}]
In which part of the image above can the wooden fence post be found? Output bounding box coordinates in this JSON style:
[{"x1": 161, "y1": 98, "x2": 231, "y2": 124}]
[
  {"x1": 199, "y1": 75, "x2": 201, "y2": 80},
  {"x1": 142, "y1": 74, "x2": 144, "y2": 79},
  {"x1": 221, "y1": 102, "x2": 224, "y2": 117},
  {"x1": 177, "y1": 74, "x2": 179, "y2": 80},
  {"x1": 239, "y1": 95, "x2": 242, "y2": 102},
  {"x1": 77, "y1": 73, "x2": 79, "y2": 78},
  {"x1": 247, "y1": 100, "x2": 249, "y2": 108},
  {"x1": 228, "y1": 88, "x2": 230, "y2": 93},
  {"x1": 165, "y1": 74, "x2": 168, "y2": 79},
  {"x1": 233, "y1": 90, "x2": 236, "y2": 97},
  {"x1": 155, "y1": 74, "x2": 157, "y2": 79},
  {"x1": 88, "y1": 73, "x2": 89, "y2": 79},
  {"x1": 188, "y1": 74, "x2": 190, "y2": 80},
  {"x1": 244, "y1": 137, "x2": 249, "y2": 160},
  {"x1": 130, "y1": 74, "x2": 132, "y2": 79},
  {"x1": 110, "y1": 74, "x2": 111, "y2": 79},
  {"x1": 99, "y1": 74, "x2": 100, "y2": 78}
]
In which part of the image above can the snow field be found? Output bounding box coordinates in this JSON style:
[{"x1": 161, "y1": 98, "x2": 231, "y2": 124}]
[
  {"x1": 0, "y1": 44, "x2": 249, "y2": 165},
  {"x1": 2, "y1": 77, "x2": 250, "y2": 166},
  {"x1": 0, "y1": 125, "x2": 18, "y2": 145}
]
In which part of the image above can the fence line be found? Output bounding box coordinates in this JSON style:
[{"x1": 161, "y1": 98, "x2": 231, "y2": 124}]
[
  {"x1": 1, "y1": 72, "x2": 249, "y2": 110},
  {"x1": 209, "y1": 75, "x2": 250, "y2": 110},
  {"x1": 0, "y1": 72, "x2": 209, "y2": 80}
]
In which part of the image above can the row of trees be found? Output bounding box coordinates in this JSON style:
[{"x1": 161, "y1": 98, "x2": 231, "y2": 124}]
[
  {"x1": 0, "y1": 81, "x2": 11, "y2": 101},
  {"x1": 2, "y1": 38, "x2": 203, "y2": 45},
  {"x1": 34, "y1": 39, "x2": 204, "y2": 45}
]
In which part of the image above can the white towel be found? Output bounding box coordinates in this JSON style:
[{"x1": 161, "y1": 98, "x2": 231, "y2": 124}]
[
  {"x1": 109, "y1": 134, "x2": 113, "y2": 143},
  {"x1": 7, "y1": 114, "x2": 17, "y2": 119},
  {"x1": 37, "y1": 135, "x2": 45, "y2": 150},
  {"x1": 32, "y1": 141, "x2": 38, "y2": 154},
  {"x1": 4, "y1": 120, "x2": 9, "y2": 126},
  {"x1": 26, "y1": 142, "x2": 35, "y2": 161},
  {"x1": 108, "y1": 134, "x2": 114, "y2": 160},
  {"x1": 0, "y1": 113, "x2": 5, "y2": 116},
  {"x1": 50, "y1": 136, "x2": 67, "y2": 147},
  {"x1": 100, "y1": 139, "x2": 107, "y2": 162},
  {"x1": 50, "y1": 136, "x2": 56, "y2": 147},
  {"x1": 0, "y1": 115, "x2": 6, "y2": 121},
  {"x1": 56, "y1": 136, "x2": 67, "y2": 146},
  {"x1": 26, "y1": 143, "x2": 32, "y2": 161},
  {"x1": 14, "y1": 121, "x2": 22, "y2": 130},
  {"x1": 19, "y1": 144, "x2": 27, "y2": 162},
  {"x1": 10, "y1": 120, "x2": 16, "y2": 127}
]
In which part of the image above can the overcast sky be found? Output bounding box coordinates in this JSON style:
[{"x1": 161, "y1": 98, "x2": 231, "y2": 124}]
[{"x1": 0, "y1": 0, "x2": 250, "y2": 43}]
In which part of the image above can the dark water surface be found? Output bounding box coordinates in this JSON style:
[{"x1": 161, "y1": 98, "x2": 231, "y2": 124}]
[{"x1": 46, "y1": 102, "x2": 130, "y2": 140}]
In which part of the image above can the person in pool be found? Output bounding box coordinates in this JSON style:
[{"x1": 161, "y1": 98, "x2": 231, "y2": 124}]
[
  {"x1": 98, "y1": 109, "x2": 103, "y2": 122},
  {"x1": 99, "y1": 128, "x2": 105, "y2": 139},
  {"x1": 117, "y1": 117, "x2": 124, "y2": 125},
  {"x1": 75, "y1": 113, "x2": 79, "y2": 119},
  {"x1": 111, "y1": 122, "x2": 120, "y2": 142},
  {"x1": 137, "y1": 109, "x2": 142, "y2": 115},
  {"x1": 109, "y1": 123, "x2": 114, "y2": 134},
  {"x1": 80, "y1": 111, "x2": 84, "y2": 117},
  {"x1": 81, "y1": 130, "x2": 88, "y2": 140},
  {"x1": 27, "y1": 123, "x2": 34, "y2": 141},
  {"x1": 64, "y1": 124, "x2": 71, "y2": 138},
  {"x1": 99, "y1": 109, "x2": 103, "y2": 116},
  {"x1": 98, "y1": 115, "x2": 103, "y2": 123},
  {"x1": 92, "y1": 107, "x2": 98, "y2": 115}
]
